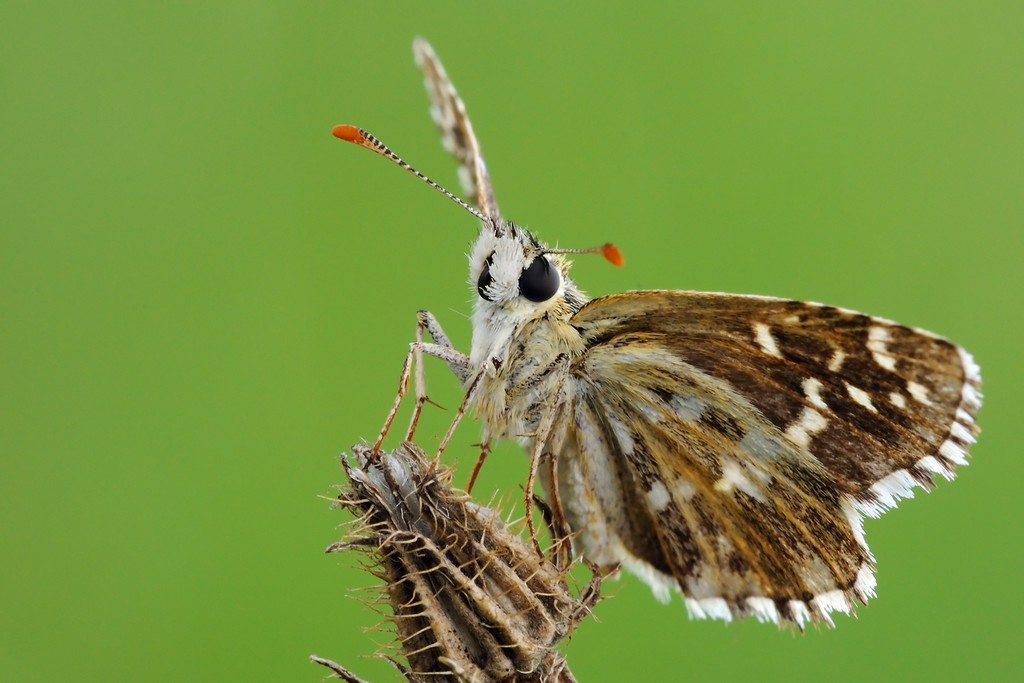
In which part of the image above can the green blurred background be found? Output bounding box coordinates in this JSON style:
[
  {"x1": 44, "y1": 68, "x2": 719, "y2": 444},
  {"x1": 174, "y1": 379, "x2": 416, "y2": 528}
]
[{"x1": 3, "y1": 2, "x2": 1021, "y2": 681}]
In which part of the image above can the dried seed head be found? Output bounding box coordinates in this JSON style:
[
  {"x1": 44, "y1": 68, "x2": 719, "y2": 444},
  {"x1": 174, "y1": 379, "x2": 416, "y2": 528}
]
[{"x1": 314, "y1": 442, "x2": 598, "y2": 682}]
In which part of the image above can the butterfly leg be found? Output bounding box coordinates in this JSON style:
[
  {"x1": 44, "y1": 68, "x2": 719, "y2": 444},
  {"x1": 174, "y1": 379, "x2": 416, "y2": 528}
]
[
  {"x1": 533, "y1": 488, "x2": 573, "y2": 572},
  {"x1": 434, "y1": 368, "x2": 486, "y2": 461},
  {"x1": 464, "y1": 438, "x2": 492, "y2": 494},
  {"x1": 570, "y1": 560, "x2": 605, "y2": 627},
  {"x1": 405, "y1": 310, "x2": 472, "y2": 441},
  {"x1": 539, "y1": 448, "x2": 574, "y2": 570},
  {"x1": 372, "y1": 310, "x2": 470, "y2": 453},
  {"x1": 522, "y1": 361, "x2": 571, "y2": 558},
  {"x1": 524, "y1": 408, "x2": 558, "y2": 557}
]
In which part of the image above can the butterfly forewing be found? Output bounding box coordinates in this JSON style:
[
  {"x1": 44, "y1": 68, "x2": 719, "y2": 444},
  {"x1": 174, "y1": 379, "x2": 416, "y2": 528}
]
[
  {"x1": 560, "y1": 290, "x2": 980, "y2": 625},
  {"x1": 413, "y1": 38, "x2": 500, "y2": 220}
]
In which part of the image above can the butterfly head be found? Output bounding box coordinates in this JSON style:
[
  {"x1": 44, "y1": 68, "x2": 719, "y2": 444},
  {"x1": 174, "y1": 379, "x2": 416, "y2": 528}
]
[{"x1": 469, "y1": 218, "x2": 580, "y2": 318}]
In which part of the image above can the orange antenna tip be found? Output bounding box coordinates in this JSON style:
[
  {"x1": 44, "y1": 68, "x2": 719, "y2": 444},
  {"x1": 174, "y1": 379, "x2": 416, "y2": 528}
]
[
  {"x1": 602, "y1": 243, "x2": 624, "y2": 267},
  {"x1": 332, "y1": 124, "x2": 362, "y2": 143},
  {"x1": 331, "y1": 124, "x2": 486, "y2": 221}
]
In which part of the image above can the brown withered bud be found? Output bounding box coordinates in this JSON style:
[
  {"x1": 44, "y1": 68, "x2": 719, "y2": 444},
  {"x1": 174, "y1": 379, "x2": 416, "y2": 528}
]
[{"x1": 312, "y1": 442, "x2": 600, "y2": 683}]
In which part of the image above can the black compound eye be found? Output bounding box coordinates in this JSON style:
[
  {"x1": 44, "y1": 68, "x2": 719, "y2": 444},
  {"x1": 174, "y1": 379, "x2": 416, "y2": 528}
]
[
  {"x1": 518, "y1": 256, "x2": 560, "y2": 302},
  {"x1": 476, "y1": 254, "x2": 495, "y2": 301}
]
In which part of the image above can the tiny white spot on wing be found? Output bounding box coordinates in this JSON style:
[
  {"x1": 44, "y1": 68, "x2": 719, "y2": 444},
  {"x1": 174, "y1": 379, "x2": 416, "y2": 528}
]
[
  {"x1": 738, "y1": 430, "x2": 785, "y2": 460},
  {"x1": 907, "y1": 381, "x2": 934, "y2": 406},
  {"x1": 802, "y1": 377, "x2": 828, "y2": 411},
  {"x1": 845, "y1": 383, "x2": 878, "y2": 413},
  {"x1": 713, "y1": 459, "x2": 768, "y2": 502},
  {"x1": 672, "y1": 477, "x2": 698, "y2": 502},
  {"x1": 827, "y1": 349, "x2": 846, "y2": 372},
  {"x1": 457, "y1": 166, "x2": 474, "y2": 196},
  {"x1": 867, "y1": 325, "x2": 892, "y2": 342},
  {"x1": 607, "y1": 414, "x2": 637, "y2": 454},
  {"x1": 867, "y1": 325, "x2": 897, "y2": 371},
  {"x1": 889, "y1": 391, "x2": 907, "y2": 409},
  {"x1": 785, "y1": 407, "x2": 828, "y2": 449},
  {"x1": 753, "y1": 322, "x2": 783, "y2": 359},
  {"x1": 647, "y1": 480, "x2": 671, "y2": 512},
  {"x1": 670, "y1": 394, "x2": 706, "y2": 421}
]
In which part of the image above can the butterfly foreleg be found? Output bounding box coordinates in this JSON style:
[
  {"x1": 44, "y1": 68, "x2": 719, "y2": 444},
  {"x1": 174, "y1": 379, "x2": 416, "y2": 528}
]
[
  {"x1": 405, "y1": 310, "x2": 473, "y2": 440},
  {"x1": 372, "y1": 310, "x2": 471, "y2": 453},
  {"x1": 415, "y1": 310, "x2": 469, "y2": 380}
]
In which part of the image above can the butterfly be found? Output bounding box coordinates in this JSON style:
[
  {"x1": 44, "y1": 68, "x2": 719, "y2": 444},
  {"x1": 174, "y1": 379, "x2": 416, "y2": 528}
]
[{"x1": 332, "y1": 38, "x2": 982, "y2": 628}]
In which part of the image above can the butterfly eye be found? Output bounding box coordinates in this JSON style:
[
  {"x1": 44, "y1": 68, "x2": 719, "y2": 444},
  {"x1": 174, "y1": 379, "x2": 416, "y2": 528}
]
[
  {"x1": 518, "y1": 256, "x2": 560, "y2": 302},
  {"x1": 477, "y1": 254, "x2": 495, "y2": 301}
]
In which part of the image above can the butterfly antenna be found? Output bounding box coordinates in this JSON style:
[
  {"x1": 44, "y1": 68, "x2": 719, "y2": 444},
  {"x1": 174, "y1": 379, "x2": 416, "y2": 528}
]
[
  {"x1": 545, "y1": 243, "x2": 624, "y2": 267},
  {"x1": 333, "y1": 125, "x2": 485, "y2": 222}
]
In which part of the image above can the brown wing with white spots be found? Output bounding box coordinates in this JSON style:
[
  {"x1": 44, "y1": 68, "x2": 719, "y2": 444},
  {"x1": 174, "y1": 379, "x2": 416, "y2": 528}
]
[
  {"x1": 572, "y1": 290, "x2": 981, "y2": 510},
  {"x1": 413, "y1": 38, "x2": 500, "y2": 220},
  {"x1": 557, "y1": 290, "x2": 981, "y2": 625}
]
